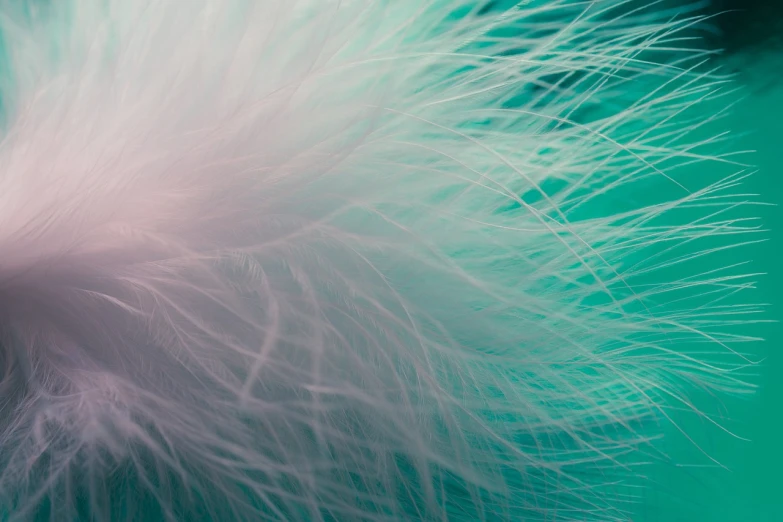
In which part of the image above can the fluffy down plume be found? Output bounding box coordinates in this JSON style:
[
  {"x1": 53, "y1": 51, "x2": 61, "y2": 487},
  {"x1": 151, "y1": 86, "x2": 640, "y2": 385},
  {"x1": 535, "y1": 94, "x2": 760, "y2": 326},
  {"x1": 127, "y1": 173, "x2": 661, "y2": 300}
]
[{"x1": 0, "y1": 1, "x2": 762, "y2": 520}]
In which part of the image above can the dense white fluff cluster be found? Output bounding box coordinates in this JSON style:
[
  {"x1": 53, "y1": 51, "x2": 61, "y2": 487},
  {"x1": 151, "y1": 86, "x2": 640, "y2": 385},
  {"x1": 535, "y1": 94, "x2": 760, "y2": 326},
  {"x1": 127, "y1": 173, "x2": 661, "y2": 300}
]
[{"x1": 0, "y1": 1, "x2": 761, "y2": 520}]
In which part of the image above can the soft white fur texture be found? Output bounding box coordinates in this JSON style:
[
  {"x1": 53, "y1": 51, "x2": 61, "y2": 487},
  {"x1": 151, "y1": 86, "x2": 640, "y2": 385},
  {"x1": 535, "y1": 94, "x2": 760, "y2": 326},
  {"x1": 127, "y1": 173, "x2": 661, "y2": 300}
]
[{"x1": 0, "y1": 1, "x2": 762, "y2": 520}]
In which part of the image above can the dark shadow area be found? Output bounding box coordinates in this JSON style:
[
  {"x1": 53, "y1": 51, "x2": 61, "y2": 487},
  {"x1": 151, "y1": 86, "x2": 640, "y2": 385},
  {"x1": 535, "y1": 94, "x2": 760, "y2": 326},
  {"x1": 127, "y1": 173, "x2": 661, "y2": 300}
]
[{"x1": 706, "y1": 0, "x2": 783, "y2": 54}]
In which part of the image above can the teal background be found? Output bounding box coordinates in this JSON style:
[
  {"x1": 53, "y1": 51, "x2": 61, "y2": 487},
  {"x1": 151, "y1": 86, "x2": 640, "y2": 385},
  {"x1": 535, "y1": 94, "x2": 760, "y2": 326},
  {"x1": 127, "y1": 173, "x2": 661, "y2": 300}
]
[{"x1": 636, "y1": 49, "x2": 783, "y2": 521}]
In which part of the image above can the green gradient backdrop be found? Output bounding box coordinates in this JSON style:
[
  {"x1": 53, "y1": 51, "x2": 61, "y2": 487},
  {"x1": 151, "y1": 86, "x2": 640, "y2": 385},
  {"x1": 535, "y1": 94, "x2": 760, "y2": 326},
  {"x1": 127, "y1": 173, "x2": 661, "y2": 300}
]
[{"x1": 637, "y1": 50, "x2": 782, "y2": 521}]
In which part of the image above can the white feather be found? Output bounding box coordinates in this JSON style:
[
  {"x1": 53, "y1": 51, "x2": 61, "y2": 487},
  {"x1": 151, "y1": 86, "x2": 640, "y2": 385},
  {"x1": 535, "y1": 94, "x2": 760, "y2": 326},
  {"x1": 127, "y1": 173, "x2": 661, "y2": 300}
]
[{"x1": 0, "y1": 1, "x2": 760, "y2": 520}]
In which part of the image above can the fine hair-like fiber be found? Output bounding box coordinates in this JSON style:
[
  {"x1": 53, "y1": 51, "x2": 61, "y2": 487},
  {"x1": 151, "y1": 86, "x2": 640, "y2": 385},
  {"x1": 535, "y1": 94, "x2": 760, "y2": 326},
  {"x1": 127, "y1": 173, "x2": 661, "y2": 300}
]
[{"x1": 0, "y1": 1, "x2": 763, "y2": 520}]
